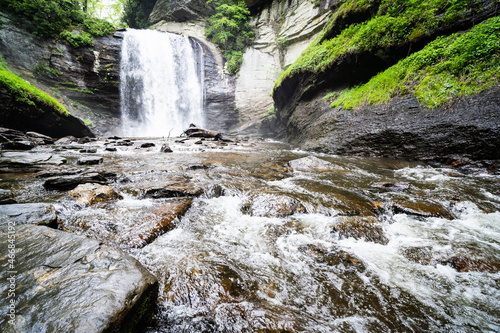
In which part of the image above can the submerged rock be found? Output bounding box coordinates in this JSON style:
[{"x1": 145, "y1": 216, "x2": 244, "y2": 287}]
[
  {"x1": 0, "y1": 224, "x2": 158, "y2": 332},
  {"x1": 331, "y1": 216, "x2": 388, "y2": 245},
  {"x1": 249, "y1": 194, "x2": 306, "y2": 218},
  {"x1": 288, "y1": 156, "x2": 343, "y2": 172},
  {"x1": 0, "y1": 189, "x2": 16, "y2": 204},
  {"x1": 69, "y1": 183, "x2": 123, "y2": 206},
  {"x1": 391, "y1": 200, "x2": 454, "y2": 219},
  {"x1": 0, "y1": 203, "x2": 58, "y2": 228}
]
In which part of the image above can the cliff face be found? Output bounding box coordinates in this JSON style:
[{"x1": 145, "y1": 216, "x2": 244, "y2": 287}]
[
  {"x1": 147, "y1": 0, "x2": 336, "y2": 135},
  {"x1": 0, "y1": 13, "x2": 122, "y2": 136},
  {"x1": 272, "y1": 0, "x2": 500, "y2": 161},
  {"x1": 233, "y1": 0, "x2": 335, "y2": 135}
]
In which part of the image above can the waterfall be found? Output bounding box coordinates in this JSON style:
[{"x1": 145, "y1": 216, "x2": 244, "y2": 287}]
[{"x1": 120, "y1": 29, "x2": 204, "y2": 137}]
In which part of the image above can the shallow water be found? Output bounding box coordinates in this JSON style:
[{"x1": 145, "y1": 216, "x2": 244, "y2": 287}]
[{"x1": 2, "y1": 137, "x2": 499, "y2": 332}]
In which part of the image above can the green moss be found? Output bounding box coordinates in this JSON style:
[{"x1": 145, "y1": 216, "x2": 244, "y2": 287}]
[
  {"x1": 274, "y1": 0, "x2": 480, "y2": 90},
  {"x1": 33, "y1": 61, "x2": 60, "y2": 78},
  {"x1": 0, "y1": 55, "x2": 69, "y2": 115},
  {"x1": 325, "y1": 17, "x2": 500, "y2": 109}
]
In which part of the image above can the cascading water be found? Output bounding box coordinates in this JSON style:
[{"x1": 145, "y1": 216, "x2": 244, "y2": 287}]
[{"x1": 120, "y1": 29, "x2": 204, "y2": 137}]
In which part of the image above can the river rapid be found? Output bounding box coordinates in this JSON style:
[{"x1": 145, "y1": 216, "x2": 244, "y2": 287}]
[{"x1": 2, "y1": 136, "x2": 499, "y2": 332}]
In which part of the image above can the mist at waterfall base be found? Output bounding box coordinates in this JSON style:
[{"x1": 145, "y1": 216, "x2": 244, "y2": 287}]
[{"x1": 120, "y1": 29, "x2": 204, "y2": 137}]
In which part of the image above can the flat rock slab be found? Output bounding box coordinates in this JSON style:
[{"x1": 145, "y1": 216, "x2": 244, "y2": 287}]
[
  {"x1": 0, "y1": 153, "x2": 66, "y2": 173},
  {"x1": 43, "y1": 172, "x2": 117, "y2": 191},
  {"x1": 0, "y1": 224, "x2": 158, "y2": 332},
  {"x1": 0, "y1": 203, "x2": 58, "y2": 228}
]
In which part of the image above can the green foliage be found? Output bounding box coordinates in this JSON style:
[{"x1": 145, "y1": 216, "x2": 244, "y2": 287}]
[
  {"x1": 205, "y1": 0, "x2": 254, "y2": 75},
  {"x1": 325, "y1": 17, "x2": 500, "y2": 109},
  {"x1": 274, "y1": 0, "x2": 481, "y2": 89},
  {"x1": 60, "y1": 30, "x2": 94, "y2": 48},
  {"x1": 0, "y1": 0, "x2": 115, "y2": 47},
  {"x1": 0, "y1": 55, "x2": 69, "y2": 115},
  {"x1": 121, "y1": 0, "x2": 151, "y2": 28}
]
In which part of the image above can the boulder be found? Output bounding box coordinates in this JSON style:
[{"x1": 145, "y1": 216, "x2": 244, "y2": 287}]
[
  {"x1": 69, "y1": 183, "x2": 123, "y2": 206},
  {"x1": 43, "y1": 171, "x2": 117, "y2": 191},
  {"x1": 160, "y1": 144, "x2": 173, "y2": 153},
  {"x1": 0, "y1": 189, "x2": 16, "y2": 204},
  {"x1": 0, "y1": 152, "x2": 66, "y2": 173},
  {"x1": 288, "y1": 156, "x2": 343, "y2": 172},
  {"x1": 249, "y1": 194, "x2": 306, "y2": 218},
  {"x1": 140, "y1": 143, "x2": 155, "y2": 148},
  {"x1": 0, "y1": 203, "x2": 58, "y2": 228},
  {"x1": 77, "y1": 156, "x2": 103, "y2": 165},
  {"x1": 331, "y1": 216, "x2": 388, "y2": 245},
  {"x1": 54, "y1": 136, "x2": 77, "y2": 145},
  {"x1": 0, "y1": 224, "x2": 158, "y2": 332},
  {"x1": 0, "y1": 127, "x2": 54, "y2": 150}
]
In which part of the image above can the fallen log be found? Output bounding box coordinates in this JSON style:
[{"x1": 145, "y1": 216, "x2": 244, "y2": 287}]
[{"x1": 183, "y1": 126, "x2": 222, "y2": 140}]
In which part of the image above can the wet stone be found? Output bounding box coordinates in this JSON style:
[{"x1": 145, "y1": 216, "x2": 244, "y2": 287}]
[
  {"x1": 105, "y1": 147, "x2": 118, "y2": 152},
  {"x1": 43, "y1": 171, "x2": 117, "y2": 191},
  {"x1": 0, "y1": 224, "x2": 158, "y2": 333},
  {"x1": 35, "y1": 165, "x2": 82, "y2": 178},
  {"x1": 77, "y1": 156, "x2": 103, "y2": 165},
  {"x1": 0, "y1": 189, "x2": 16, "y2": 204},
  {"x1": 54, "y1": 136, "x2": 77, "y2": 145},
  {"x1": 288, "y1": 156, "x2": 343, "y2": 172},
  {"x1": 0, "y1": 152, "x2": 66, "y2": 173},
  {"x1": 69, "y1": 183, "x2": 123, "y2": 206},
  {"x1": 391, "y1": 200, "x2": 454, "y2": 219},
  {"x1": 141, "y1": 184, "x2": 204, "y2": 199},
  {"x1": 140, "y1": 142, "x2": 156, "y2": 148},
  {"x1": 0, "y1": 203, "x2": 58, "y2": 228},
  {"x1": 79, "y1": 148, "x2": 97, "y2": 153},
  {"x1": 160, "y1": 144, "x2": 173, "y2": 153},
  {"x1": 249, "y1": 194, "x2": 306, "y2": 218},
  {"x1": 128, "y1": 198, "x2": 193, "y2": 248},
  {"x1": 331, "y1": 216, "x2": 389, "y2": 245}
]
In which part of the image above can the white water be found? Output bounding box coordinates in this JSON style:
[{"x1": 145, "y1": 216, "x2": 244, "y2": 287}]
[{"x1": 120, "y1": 29, "x2": 204, "y2": 137}]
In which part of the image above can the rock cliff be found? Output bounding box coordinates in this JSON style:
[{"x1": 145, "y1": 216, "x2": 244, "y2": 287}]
[
  {"x1": 0, "y1": 12, "x2": 122, "y2": 136},
  {"x1": 272, "y1": 0, "x2": 500, "y2": 161}
]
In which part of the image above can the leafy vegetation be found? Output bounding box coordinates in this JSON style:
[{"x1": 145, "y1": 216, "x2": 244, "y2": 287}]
[
  {"x1": 205, "y1": 0, "x2": 254, "y2": 75},
  {"x1": 0, "y1": 0, "x2": 115, "y2": 47},
  {"x1": 121, "y1": 0, "x2": 155, "y2": 28},
  {"x1": 0, "y1": 55, "x2": 69, "y2": 115},
  {"x1": 274, "y1": 0, "x2": 483, "y2": 89},
  {"x1": 325, "y1": 16, "x2": 500, "y2": 109}
]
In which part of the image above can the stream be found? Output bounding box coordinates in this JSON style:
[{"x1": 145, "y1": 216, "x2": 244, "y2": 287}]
[{"x1": 2, "y1": 136, "x2": 499, "y2": 332}]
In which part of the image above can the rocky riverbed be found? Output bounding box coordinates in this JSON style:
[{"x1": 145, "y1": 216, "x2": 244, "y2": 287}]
[{"x1": 1, "y1": 128, "x2": 499, "y2": 332}]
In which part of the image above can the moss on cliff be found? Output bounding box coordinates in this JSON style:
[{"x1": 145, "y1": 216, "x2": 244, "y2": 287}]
[
  {"x1": 273, "y1": 0, "x2": 489, "y2": 90},
  {"x1": 326, "y1": 16, "x2": 500, "y2": 109},
  {"x1": 0, "y1": 55, "x2": 69, "y2": 115}
]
